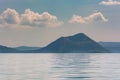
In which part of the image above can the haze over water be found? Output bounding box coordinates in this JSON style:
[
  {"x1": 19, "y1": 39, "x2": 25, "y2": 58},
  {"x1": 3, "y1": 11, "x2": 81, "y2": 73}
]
[{"x1": 0, "y1": 53, "x2": 120, "y2": 80}]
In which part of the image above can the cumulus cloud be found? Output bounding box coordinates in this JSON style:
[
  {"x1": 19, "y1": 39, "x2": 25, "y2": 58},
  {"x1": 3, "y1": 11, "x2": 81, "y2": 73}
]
[
  {"x1": 69, "y1": 12, "x2": 108, "y2": 24},
  {"x1": 0, "y1": 8, "x2": 63, "y2": 27},
  {"x1": 21, "y1": 9, "x2": 63, "y2": 27},
  {"x1": 100, "y1": 0, "x2": 120, "y2": 6},
  {"x1": 0, "y1": 8, "x2": 20, "y2": 24}
]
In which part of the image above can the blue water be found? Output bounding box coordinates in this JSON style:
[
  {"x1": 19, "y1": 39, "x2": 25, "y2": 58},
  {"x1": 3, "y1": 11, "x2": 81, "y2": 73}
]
[{"x1": 0, "y1": 53, "x2": 120, "y2": 80}]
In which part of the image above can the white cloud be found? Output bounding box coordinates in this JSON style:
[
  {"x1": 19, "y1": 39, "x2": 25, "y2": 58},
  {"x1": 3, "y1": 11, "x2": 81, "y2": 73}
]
[
  {"x1": 21, "y1": 9, "x2": 63, "y2": 27},
  {"x1": 100, "y1": 0, "x2": 120, "y2": 6},
  {"x1": 0, "y1": 8, "x2": 20, "y2": 24},
  {"x1": 0, "y1": 8, "x2": 63, "y2": 27},
  {"x1": 69, "y1": 12, "x2": 108, "y2": 24}
]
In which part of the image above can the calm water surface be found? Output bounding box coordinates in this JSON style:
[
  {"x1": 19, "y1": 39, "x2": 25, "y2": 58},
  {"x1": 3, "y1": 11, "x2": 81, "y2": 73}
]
[{"x1": 0, "y1": 53, "x2": 120, "y2": 80}]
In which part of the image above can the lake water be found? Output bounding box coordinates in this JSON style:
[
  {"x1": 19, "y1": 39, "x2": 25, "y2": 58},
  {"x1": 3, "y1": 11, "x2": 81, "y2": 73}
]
[{"x1": 0, "y1": 53, "x2": 120, "y2": 80}]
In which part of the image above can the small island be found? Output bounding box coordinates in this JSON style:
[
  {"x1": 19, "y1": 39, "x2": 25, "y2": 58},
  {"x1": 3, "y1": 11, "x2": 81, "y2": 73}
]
[{"x1": 0, "y1": 33, "x2": 109, "y2": 53}]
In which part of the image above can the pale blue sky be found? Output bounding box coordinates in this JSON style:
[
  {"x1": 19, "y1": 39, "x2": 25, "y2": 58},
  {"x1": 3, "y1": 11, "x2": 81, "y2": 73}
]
[{"x1": 0, "y1": 0, "x2": 120, "y2": 47}]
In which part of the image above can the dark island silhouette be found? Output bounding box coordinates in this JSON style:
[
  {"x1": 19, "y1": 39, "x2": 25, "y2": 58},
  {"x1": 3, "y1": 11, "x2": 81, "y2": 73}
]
[
  {"x1": 33, "y1": 33, "x2": 109, "y2": 53},
  {"x1": 0, "y1": 45, "x2": 19, "y2": 53},
  {"x1": 16, "y1": 46, "x2": 40, "y2": 51},
  {"x1": 0, "y1": 33, "x2": 110, "y2": 53}
]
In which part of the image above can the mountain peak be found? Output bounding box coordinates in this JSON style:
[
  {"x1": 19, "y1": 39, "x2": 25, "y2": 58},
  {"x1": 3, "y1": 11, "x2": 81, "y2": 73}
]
[
  {"x1": 40, "y1": 33, "x2": 109, "y2": 53},
  {"x1": 74, "y1": 33, "x2": 86, "y2": 36},
  {"x1": 73, "y1": 33, "x2": 89, "y2": 39},
  {"x1": 67, "y1": 33, "x2": 91, "y2": 42},
  {"x1": 59, "y1": 33, "x2": 87, "y2": 40}
]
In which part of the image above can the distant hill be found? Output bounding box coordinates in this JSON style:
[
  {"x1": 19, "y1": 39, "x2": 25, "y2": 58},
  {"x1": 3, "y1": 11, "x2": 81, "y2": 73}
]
[
  {"x1": 15, "y1": 46, "x2": 40, "y2": 51},
  {"x1": 0, "y1": 33, "x2": 110, "y2": 53},
  {"x1": 0, "y1": 45, "x2": 19, "y2": 53},
  {"x1": 35, "y1": 33, "x2": 109, "y2": 53},
  {"x1": 99, "y1": 42, "x2": 120, "y2": 53}
]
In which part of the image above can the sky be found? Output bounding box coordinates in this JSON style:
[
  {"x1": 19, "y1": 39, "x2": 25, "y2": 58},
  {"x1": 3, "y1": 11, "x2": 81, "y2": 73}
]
[{"x1": 0, "y1": 0, "x2": 120, "y2": 47}]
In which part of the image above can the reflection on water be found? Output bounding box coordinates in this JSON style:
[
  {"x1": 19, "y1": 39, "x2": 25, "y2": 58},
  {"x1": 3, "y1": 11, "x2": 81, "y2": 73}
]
[{"x1": 0, "y1": 53, "x2": 120, "y2": 80}]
